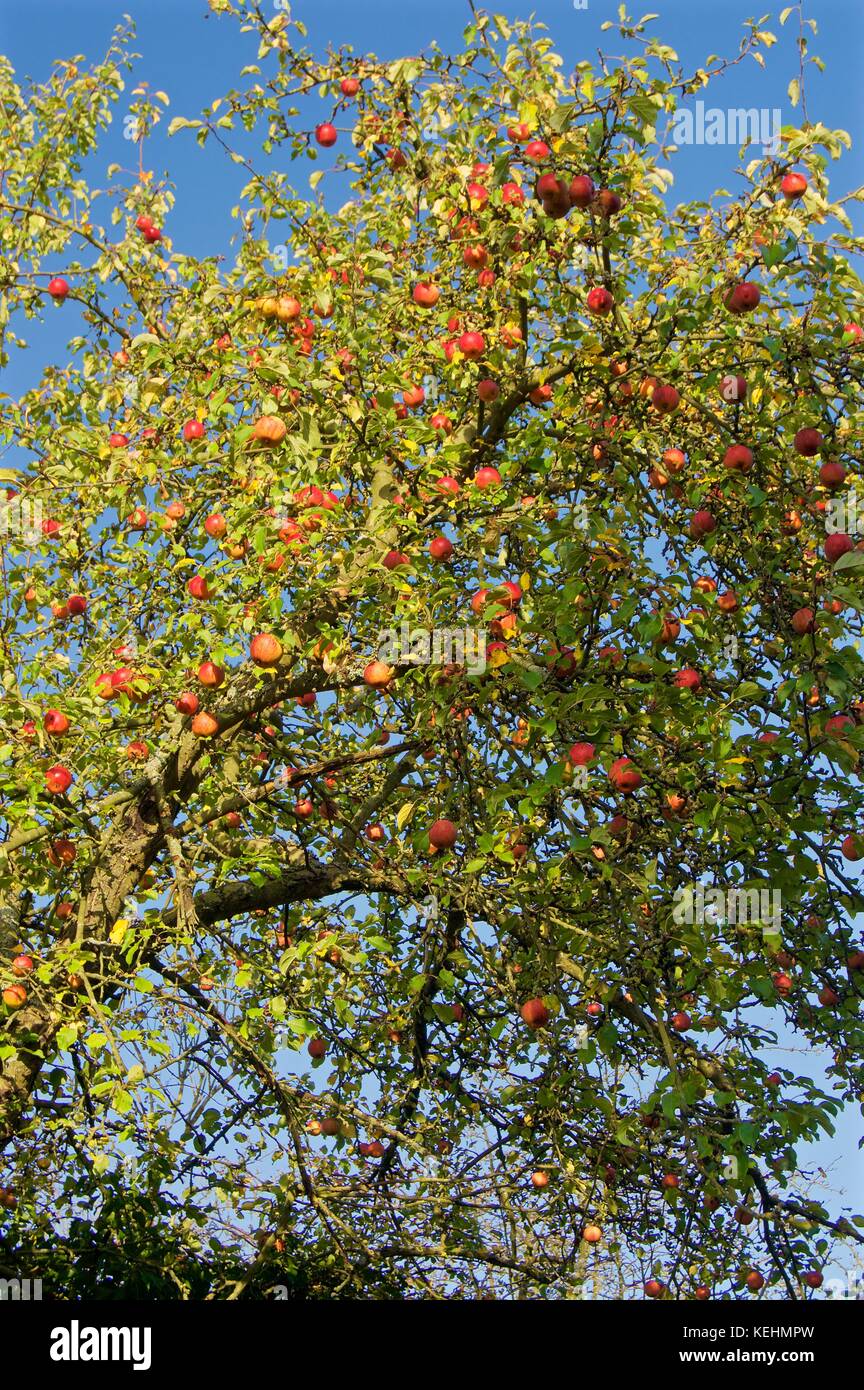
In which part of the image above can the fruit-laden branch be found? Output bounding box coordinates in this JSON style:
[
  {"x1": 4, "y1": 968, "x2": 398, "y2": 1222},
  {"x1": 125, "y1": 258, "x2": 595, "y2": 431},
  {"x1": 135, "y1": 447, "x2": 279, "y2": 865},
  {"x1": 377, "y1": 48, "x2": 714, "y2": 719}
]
[
  {"x1": 555, "y1": 947, "x2": 864, "y2": 1249},
  {"x1": 159, "y1": 855, "x2": 410, "y2": 931},
  {"x1": 177, "y1": 739, "x2": 421, "y2": 840},
  {"x1": 0, "y1": 655, "x2": 414, "y2": 1150}
]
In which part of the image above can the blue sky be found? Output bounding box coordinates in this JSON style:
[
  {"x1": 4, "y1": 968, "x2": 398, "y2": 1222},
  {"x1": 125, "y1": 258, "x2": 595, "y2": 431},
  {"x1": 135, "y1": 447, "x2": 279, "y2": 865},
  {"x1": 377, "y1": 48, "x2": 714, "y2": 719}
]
[
  {"x1": 1, "y1": 0, "x2": 861, "y2": 275},
  {"x1": 2, "y1": 0, "x2": 863, "y2": 1284}
]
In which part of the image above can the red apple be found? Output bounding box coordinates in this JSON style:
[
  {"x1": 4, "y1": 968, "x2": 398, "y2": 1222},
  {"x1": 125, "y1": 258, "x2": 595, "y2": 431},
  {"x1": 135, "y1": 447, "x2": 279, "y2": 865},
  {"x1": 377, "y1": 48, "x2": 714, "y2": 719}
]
[
  {"x1": 428, "y1": 818, "x2": 457, "y2": 850},
  {"x1": 315, "y1": 122, "x2": 337, "y2": 147},
  {"x1": 720, "y1": 374, "x2": 747, "y2": 401},
  {"x1": 183, "y1": 420, "x2": 205, "y2": 442},
  {"x1": 586, "y1": 286, "x2": 614, "y2": 315},
  {"x1": 45, "y1": 764, "x2": 73, "y2": 795},
  {"x1": 249, "y1": 634, "x2": 283, "y2": 667},
  {"x1": 524, "y1": 140, "x2": 549, "y2": 162},
  {"x1": 175, "y1": 691, "x2": 199, "y2": 716},
  {"x1": 474, "y1": 466, "x2": 502, "y2": 488},
  {"x1": 536, "y1": 174, "x2": 570, "y2": 218},
  {"x1": 794, "y1": 427, "x2": 822, "y2": 456},
  {"x1": 724, "y1": 444, "x2": 754, "y2": 472},
  {"x1": 520, "y1": 997, "x2": 550, "y2": 1029},
  {"x1": 690, "y1": 509, "x2": 716, "y2": 539},
  {"x1": 198, "y1": 661, "x2": 225, "y2": 688},
  {"x1": 191, "y1": 711, "x2": 219, "y2": 737},
  {"x1": 43, "y1": 709, "x2": 70, "y2": 736},
  {"x1": 187, "y1": 575, "x2": 210, "y2": 600},
  {"x1": 790, "y1": 607, "x2": 815, "y2": 635},
  {"x1": 477, "y1": 379, "x2": 499, "y2": 403},
  {"x1": 652, "y1": 384, "x2": 679, "y2": 413},
  {"x1": 725, "y1": 282, "x2": 761, "y2": 313},
  {"x1": 529, "y1": 383, "x2": 553, "y2": 405},
  {"x1": 819, "y1": 460, "x2": 847, "y2": 487},
  {"x1": 383, "y1": 550, "x2": 410, "y2": 570},
  {"x1": 608, "y1": 757, "x2": 642, "y2": 793},
  {"x1": 781, "y1": 171, "x2": 808, "y2": 200},
  {"x1": 595, "y1": 189, "x2": 622, "y2": 216},
  {"x1": 662, "y1": 447, "x2": 687, "y2": 473},
  {"x1": 364, "y1": 661, "x2": 393, "y2": 688},
  {"x1": 429, "y1": 536, "x2": 454, "y2": 562},
  {"x1": 568, "y1": 174, "x2": 595, "y2": 208},
  {"x1": 436, "y1": 476, "x2": 460, "y2": 495},
  {"x1": 825, "y1": 533, "x2": 853, "y2": 564},
  {"x1": 569, "y1": 742, "x2": 595, "y2": 766},
  {"x1": 47, "y1": 277, "x2": 69, "y2": 300},
  {"x1": 825, "y1": 714, "x2": 853, "y2": 736},
  {"x1": 413, "y1": 282, "x2": 440, "y2": 308},
  {"x1": 458, "y1": 331, "x2": 485, "y2": 360}
]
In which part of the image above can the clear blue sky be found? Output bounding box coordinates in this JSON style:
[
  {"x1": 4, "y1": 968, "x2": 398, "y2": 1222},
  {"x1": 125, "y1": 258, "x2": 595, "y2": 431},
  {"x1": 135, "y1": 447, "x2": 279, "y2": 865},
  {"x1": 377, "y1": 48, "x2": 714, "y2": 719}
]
[{"x1": 2, "y1": 0, "x2": 862, "y2": 1283}]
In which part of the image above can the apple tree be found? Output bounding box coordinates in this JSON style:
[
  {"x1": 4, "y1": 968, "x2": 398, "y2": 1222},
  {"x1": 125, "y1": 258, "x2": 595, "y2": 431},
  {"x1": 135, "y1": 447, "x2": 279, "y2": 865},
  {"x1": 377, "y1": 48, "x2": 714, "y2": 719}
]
[{"x1": 1, "y1": 2, "x2": 863, "y2": 1299}]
